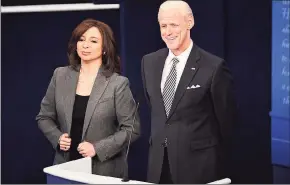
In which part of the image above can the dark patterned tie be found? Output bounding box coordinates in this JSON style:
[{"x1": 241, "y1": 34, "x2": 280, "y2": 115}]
[{"x1": 162, "y1": 58, "x2": 179, "y2": 117}]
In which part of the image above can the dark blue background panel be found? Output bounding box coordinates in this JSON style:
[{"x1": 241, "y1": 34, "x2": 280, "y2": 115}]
[{"x1": 271, "y1": 0, "x2": 290, "y2": 167}]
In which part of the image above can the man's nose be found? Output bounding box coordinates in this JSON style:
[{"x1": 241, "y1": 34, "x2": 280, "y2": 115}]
[{"x1": 165, "y1": 26, "x2": 173, "y2": 35}]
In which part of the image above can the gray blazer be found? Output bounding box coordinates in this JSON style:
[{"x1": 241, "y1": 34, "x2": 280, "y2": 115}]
[{"x1": 36, "y1": 66, "x2": 140, "y2": 178}]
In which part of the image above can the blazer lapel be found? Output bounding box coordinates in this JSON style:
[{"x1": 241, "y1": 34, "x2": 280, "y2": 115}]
[
  {"x1": 82, "y1": 68, "x2": 109, "y2": 139},
  {"x1": 63, "y1": 67, "x2": 79, "y2": 134},
  {"x1": 153, "y1": 49, "x2": 169, "y2": 121},
  {"x1": 166, "y1": 44, "x2": 201, "y2": 121}
]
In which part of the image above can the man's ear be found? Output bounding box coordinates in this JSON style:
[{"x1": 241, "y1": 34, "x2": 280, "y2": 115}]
[{"x1": 187, "y1": 15, "x2": 194, "y2": 29}]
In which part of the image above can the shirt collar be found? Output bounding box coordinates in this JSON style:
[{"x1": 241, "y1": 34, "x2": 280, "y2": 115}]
[{"x1": 167, "y1": 39, "x2": 193, "y2": 63}]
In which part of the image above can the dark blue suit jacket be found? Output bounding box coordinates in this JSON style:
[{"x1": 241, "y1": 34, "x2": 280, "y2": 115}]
[{"x1": 141, "y1": 43, "x2": 237, "y2": 183}]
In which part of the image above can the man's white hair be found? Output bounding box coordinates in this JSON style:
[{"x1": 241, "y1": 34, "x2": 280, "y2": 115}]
[{"x1": 158, "y1": 0, "x2": 193, "y2": 20}]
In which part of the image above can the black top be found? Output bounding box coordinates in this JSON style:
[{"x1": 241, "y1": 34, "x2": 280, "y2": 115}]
[{"x1": 69, "y1": 94, "x2": 89, "y2": 161}]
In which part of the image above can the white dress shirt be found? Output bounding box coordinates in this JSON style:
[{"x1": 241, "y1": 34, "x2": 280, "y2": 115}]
[{"x1": 161, "y1": 40, "x2": 193, "y2": 94}]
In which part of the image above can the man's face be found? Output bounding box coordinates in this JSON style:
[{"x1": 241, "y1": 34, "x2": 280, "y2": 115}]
[{"x1": 159, "y1": 10, "x2": 189, "y2": 54}]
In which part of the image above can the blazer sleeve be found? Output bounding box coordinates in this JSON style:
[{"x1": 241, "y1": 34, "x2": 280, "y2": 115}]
[
  {"x1": 93, "y1": 77, "x2": 141, "y2": 162},
  {"x1": 210, "y1": 61, "x2": 237, "y2": 145},
  {"x1": 36, "y1": 68, "x2": 62, "y2": 150}
]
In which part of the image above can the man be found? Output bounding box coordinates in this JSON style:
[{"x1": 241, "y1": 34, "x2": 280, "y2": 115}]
[{"x1": 141, "y1": 0, "x2": 237, "y2": 184}]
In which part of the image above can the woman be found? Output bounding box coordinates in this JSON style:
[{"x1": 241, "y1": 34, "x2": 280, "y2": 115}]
[{"x1": 36, "y1": 19, "x2": 140, "y2": 178}]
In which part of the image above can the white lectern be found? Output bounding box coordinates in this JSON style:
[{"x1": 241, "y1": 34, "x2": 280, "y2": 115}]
[
  {"x1": 43, "y1": 157, "x2": 231, "y2": 184},
  {"x1": 43, "y1": 157, "x2": 151, "y2": 184}
]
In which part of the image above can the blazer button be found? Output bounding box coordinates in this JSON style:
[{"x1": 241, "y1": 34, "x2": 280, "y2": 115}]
[
  {"x1": 161, "y1": 138, "x2": 168, "y2": 147},
  {"x1": 105, "y1": 155, "x2": 109, "y2": 160}
]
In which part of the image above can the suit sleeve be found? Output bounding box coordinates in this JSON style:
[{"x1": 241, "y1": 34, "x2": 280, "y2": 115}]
[
  {"x1": 93, "y1": 77, "x2": 141, "y2": 162},
  {"x1": 210, "y1": 61, "x2": 237, "y2": 145},
  {"x1": 141, "y1": 56, "x2": 151, "y2": 109},
  {"x1": 36, "y1": 68, "x2": 62, "y2": 150}
]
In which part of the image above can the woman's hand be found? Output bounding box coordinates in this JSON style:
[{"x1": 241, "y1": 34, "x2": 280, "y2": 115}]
[
  {"x1": 77, "y1": 141, "x2": 96, "y2": 157},
  {"x1": 58, "y1": 133, "x2": 71, "y2": 151}
]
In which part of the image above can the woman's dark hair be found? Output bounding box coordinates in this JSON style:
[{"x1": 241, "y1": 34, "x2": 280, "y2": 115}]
[{"x1": 67, "y1": 18, "x2": 120, "y2": 74}]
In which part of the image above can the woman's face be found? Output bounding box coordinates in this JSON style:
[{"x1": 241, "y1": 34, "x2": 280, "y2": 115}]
[{"x1": 77, "y1": 27, "x2": 103, "y2": 63}]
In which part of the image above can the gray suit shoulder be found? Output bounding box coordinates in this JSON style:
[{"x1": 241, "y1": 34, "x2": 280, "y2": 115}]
[
  {"x1": 110, "y1": 73, "x2": 130, "y2": 86},
  {"x1": 55, "y1": 66, "x2": 71, "y2": 72},
  {"x1": 52, "y1": 66, "x2": 72, "y2": 77}
]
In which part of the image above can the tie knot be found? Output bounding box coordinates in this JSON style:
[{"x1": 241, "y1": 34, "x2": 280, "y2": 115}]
[{"x1": 172, "y1": 57, "x2": 179, "y2": 66}]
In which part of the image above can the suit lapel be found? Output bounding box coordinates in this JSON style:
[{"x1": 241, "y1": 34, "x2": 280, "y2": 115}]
[
  {"x1": 166, "y1": 44, "x2": 201, "y2": 121},
  {"x1": 153, "y1": 49, "x2": 169, "y2": 121},
  {"x1": 63, "y1": 67, "x2": 79, "y2": 134},
  {"x1": 82, "y1": 68, "x2": 109, "y2": 139}
]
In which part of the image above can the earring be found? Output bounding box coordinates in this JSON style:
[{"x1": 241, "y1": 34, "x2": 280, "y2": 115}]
[{"x1": 103, "y1": 52, "x2": 106, "y2": 55}]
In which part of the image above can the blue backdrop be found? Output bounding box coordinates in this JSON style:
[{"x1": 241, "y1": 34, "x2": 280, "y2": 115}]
[
  {"x1": 2, "y1": 0, "x2": 286, "y2": 183},
  {"x1": 271, "y1": 0, "x2": 290, "y2": 167}
]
